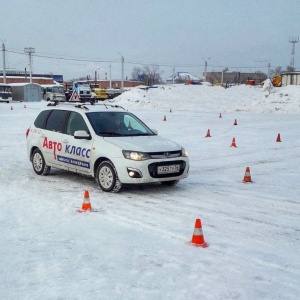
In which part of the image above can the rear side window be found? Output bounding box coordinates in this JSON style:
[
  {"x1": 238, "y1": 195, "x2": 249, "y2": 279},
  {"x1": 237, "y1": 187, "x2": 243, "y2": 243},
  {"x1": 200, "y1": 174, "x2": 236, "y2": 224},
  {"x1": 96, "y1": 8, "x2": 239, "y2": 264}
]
[
  {"x1": 45, "y1": 110, "x2": 69, "y2": 133},
  {"x1": 34, "y1": 110, "x2": 51, "y2": 129}
]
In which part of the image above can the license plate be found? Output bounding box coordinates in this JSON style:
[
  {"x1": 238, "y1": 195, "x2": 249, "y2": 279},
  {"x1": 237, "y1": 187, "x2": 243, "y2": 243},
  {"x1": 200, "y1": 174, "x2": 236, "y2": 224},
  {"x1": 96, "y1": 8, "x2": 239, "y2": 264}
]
[{"x1": 157, "y1": 164, "x2": 180, "y2": 174}]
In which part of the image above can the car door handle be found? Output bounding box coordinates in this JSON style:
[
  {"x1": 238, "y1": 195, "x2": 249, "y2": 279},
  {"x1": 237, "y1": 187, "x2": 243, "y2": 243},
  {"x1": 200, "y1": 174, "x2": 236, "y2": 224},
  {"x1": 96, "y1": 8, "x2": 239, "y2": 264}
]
[{"x1": 62, "y1": 139, "x2": 69, "y2": 143}]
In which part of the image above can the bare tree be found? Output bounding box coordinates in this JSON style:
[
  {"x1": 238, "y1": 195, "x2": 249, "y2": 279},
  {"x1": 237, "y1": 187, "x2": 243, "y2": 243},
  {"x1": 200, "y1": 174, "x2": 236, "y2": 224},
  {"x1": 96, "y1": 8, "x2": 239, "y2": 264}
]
[
  {"x1": 143, "y1": 65, "x2": 163, "y2": 85},
  {"x1": 131, "y1": 67, "x2": 143, "y2": 81},
  {"x1": 269, "y1": 66, "x2": 283, "y2": 78},
  {"x1": 286, "y1": 65, "x2": 295, "y2": 72},
  {"x1": 131, "y1": 65, "x2": 163, "y2": 86}
]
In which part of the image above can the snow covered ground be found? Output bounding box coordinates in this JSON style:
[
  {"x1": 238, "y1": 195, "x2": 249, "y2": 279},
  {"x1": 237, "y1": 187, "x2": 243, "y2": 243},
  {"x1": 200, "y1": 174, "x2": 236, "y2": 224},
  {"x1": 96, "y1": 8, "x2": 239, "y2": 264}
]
[{"x1": 0, "y1": 84, "x2": 299, "y2": 300}]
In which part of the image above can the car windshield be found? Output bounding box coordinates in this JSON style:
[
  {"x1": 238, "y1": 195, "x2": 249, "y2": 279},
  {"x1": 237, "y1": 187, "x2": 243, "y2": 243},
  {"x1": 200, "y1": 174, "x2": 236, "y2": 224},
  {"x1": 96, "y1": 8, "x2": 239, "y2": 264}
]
[
  {"x1": 0, "y1": 85, "x2": 12, "y2": 93},
  {"x1": 87, "y1": 111, "x2": 155, "y2": 137},
  {"x1": 52, "y1": 86, "x2": 64, "y2": 93}
]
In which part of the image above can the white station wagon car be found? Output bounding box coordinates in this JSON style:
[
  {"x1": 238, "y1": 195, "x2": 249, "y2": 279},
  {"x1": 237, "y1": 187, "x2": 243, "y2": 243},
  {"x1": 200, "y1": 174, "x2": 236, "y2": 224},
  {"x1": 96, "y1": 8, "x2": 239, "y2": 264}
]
[{"x1": 26, "y1": 102, "x2": 189, "y2": 192}]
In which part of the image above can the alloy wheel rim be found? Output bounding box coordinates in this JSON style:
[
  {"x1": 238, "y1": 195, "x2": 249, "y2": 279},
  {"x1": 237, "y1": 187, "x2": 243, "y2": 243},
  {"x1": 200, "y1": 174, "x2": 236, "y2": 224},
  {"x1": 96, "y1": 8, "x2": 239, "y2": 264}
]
[
  {"x1": 100, "y1": 166, "x2": 113, "y2": 188},
  {"x1": 33, "y1": 153, "x2": 42, "y2": 172}
]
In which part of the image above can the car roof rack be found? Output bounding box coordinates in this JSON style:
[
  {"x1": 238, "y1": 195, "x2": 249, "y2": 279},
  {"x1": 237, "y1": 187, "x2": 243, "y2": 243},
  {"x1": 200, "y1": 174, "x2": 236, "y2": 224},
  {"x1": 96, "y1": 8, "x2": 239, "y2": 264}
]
[{"x1": 46, "y1": 100, "x2": 126, "y2": 111}]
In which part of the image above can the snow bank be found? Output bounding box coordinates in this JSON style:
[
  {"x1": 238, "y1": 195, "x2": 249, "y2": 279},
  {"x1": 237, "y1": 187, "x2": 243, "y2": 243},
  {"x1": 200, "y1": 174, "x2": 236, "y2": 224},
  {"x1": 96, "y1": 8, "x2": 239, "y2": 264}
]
[{"x1": 115, "y1": 84, "x2": 300, "y2": 114}]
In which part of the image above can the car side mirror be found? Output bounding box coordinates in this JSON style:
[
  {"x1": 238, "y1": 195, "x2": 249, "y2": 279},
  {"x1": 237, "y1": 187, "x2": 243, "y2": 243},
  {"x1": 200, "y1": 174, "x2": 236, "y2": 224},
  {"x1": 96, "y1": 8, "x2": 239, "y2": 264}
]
[
  {"x1": 151, "y1": 129, "x2": 158, "y2": 135},
  {"x1": 74, "y1": 130, "x2": 91, "y2": 140}
]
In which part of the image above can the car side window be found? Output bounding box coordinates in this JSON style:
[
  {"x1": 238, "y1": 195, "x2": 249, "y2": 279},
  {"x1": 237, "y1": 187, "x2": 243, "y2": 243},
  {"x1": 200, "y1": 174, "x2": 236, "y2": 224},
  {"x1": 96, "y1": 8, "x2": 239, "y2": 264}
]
[
  {"x1": 34, "y1": 110, "x2": 51, "y2": 129},
  {"x1": 66, "y1": 112, "x2": 89, "y2": 136},
  {"x1": 45, "y1": 110, "x2": 69, "y2": 133}
]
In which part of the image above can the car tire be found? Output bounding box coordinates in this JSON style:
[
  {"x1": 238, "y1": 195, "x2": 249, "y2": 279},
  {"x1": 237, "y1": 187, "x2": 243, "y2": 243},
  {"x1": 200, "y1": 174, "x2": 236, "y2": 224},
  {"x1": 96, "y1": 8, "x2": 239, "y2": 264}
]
[
  {"x1": 32, "y1": 149, "x2": 51, "y2": 175},
  {"x1": 96, "y1": 161, "x2": 122, "y2": 193},
  {"x1": 161, "y1": 180, "x2": 179, "y2": 186}
]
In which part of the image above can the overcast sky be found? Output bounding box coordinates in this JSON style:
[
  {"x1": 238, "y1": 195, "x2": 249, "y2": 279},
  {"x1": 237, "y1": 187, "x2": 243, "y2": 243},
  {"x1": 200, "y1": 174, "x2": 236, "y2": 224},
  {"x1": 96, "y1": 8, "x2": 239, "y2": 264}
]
[{"x1": 1, "y1": 0, "x2": 299, "y2": 81}]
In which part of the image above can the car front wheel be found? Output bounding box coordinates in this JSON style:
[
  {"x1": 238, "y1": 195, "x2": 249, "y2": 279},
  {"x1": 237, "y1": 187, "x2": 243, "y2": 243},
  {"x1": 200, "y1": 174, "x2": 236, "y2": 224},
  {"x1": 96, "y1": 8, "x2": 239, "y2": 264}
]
[
  {"x1": 96, "y1": 161, "x2": 122, "y2": 193},
  {"x1": 32, "y1": 149, "x2": 51, "y2": 175}
]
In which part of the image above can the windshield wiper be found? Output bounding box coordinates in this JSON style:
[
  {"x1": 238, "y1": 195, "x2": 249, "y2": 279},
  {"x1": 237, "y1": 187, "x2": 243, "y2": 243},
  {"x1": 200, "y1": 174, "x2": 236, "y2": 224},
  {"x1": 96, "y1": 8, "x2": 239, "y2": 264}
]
[
  {"x1": 98, "y1": 131, "x2": 125, "y2": 136},
  {"x1": 130, "y1": 133, "x2": 153, "y2": 136}
]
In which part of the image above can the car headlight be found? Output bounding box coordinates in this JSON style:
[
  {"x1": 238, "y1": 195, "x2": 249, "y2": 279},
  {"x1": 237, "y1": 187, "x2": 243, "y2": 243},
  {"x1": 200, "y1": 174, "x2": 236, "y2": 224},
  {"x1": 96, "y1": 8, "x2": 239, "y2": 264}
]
[
  {"x1": 181, "y1": 147, "x2": 188, "y2": 157},
  {"x1": 122, "y1": 150, "x2": 150, "y2": 161}
]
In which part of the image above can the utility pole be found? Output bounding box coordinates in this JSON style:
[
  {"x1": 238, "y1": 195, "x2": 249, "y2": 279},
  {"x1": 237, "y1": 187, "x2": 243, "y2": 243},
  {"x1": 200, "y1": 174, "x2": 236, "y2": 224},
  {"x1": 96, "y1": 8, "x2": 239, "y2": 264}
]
[
  {"x1": 255, "y1": 60, "x2": 270, "y2": 78},
  {"x1": 172, "y1": 67, "x2": 175, "y2": 84},
  {"x1": 221, "y1": 69, "x2": 224, "y2": 86},
  {"x1": 289, "y1": 36, "x2": 299, "y2": 68},
  {"x1": 94, "y1": 67, "x2": 100, "y2": 88},
  {"x1": 24, "y1": 47, "x2": 35, "y2": 83},
  {"x1": 203, "y1": 57, "x2": 210, "y2": 82},
  {"x1": 119, "y1": 53, "x2": 124, "y2": 89},
  {"x1": 1, "y1": 39, "x2": 6, "y2": 84},
  {"x1": 109, "y1": 64, "x2": 112, "y2": 89}
]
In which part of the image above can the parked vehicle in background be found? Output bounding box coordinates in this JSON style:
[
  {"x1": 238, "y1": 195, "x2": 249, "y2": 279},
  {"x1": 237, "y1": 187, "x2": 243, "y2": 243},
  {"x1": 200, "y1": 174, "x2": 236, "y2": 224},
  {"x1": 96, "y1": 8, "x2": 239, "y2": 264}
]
[
  {"x1": 106, "y1": 88, "x2": 123, "y2": 99},
  {"x1": 71, "y1": 81, "x2": 92, "y2": 101},
  {"x1": 272, "y1": 75, "x2": 282, "y2": 87},
  {"x1": 41, "y1": 84, "x2": 65, "y2": 101},
  {"x1": 91, "y1": 88, "x2": 107, "y2": 101},
  {"x1": 0, "y1": 84, "x2": 12, "y2": 103}
]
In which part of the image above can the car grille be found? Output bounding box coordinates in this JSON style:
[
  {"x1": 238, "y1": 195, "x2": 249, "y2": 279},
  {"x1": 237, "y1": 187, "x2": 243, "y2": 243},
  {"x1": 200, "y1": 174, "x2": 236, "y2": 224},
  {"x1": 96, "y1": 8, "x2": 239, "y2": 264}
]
[
  {"x1": 148, "y1": 160, "x2": 186, "y2": 178},
  {"x1": 149, "y1": 150, "x2": 181, "y2": 159}
]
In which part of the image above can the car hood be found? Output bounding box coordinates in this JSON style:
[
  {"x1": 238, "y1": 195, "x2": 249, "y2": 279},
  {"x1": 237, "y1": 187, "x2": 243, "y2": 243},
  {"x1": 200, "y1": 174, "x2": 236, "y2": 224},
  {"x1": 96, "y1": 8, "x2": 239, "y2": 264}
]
[{"x1": 104, "y1": 135, "x2": 182, "y2": 152}]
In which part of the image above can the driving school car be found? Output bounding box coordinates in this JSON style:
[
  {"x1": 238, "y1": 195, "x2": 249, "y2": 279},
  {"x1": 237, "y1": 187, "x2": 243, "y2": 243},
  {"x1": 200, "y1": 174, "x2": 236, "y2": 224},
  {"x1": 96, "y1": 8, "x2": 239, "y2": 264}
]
[{"x1": 26, "y1": 102, "x2": 189, "y2": 192}]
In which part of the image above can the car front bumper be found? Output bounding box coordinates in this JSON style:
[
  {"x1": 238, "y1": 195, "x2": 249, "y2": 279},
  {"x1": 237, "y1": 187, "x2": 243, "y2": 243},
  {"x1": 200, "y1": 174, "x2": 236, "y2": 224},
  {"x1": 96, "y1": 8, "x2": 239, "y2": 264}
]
[{"x1": 113, "y1": 157, "x2": 189, "y2": 184}]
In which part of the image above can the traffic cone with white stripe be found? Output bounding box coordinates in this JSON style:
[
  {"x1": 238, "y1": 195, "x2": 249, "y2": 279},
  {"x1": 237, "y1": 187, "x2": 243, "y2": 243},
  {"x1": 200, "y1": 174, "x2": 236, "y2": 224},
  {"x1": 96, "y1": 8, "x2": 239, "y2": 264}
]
[
  {"x1": 190, "y1": 218, "x2": 208, "y2": 247},
  {"x1": 163, "y1": 115, "x2": 166, "y2": 121},
  {"x1": 230, "y1": 137, "x2": 237, "y2": 147},
  {"x1": 219, "y1": 113, "x2": 222, "y2": 118},
  {"x1": 77, "y1": 190, "x2": 92, "y2": 212},
  {"x1": 243, "y1": 167, "x2": 253, "y2": 183},
  {"x1": 233, "y1": 119, "x2": 238, "y2": 125}
]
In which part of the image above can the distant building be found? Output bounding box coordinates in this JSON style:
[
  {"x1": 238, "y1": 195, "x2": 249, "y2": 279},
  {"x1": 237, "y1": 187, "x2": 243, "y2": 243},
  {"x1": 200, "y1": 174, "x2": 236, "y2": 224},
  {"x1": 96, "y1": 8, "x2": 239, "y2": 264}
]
[
  {"x1": 0, "y1": 70, "x2": 63, "y2": 85},
  {"x1": 10, "y1": 83, "x2": 42, "y2": 102},
  {"x1": 1, "y1": 71, "x2": 144, "y2": 90},
  {"x1": 206, "y1": 71, "x2": 267, "y2": 86},
  {"x1": 64, "y1": 80, "x2": 142, "y2": 91},
  {"x1": 166, "y1": 72, "x2": 200, "y2": 84},
  {"x1": 281, "y1": 71, "x2": 300, "y2": 86}
]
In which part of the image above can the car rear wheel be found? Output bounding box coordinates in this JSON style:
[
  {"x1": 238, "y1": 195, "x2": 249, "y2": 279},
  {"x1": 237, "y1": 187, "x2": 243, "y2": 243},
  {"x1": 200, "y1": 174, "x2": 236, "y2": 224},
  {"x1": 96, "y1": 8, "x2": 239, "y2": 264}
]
[
  {"x1": 96, "y1": 161, "x2": 122, "y2": 193},
  {"x1": 32, "y1": 149, "x2": 51, "y2": 175}
]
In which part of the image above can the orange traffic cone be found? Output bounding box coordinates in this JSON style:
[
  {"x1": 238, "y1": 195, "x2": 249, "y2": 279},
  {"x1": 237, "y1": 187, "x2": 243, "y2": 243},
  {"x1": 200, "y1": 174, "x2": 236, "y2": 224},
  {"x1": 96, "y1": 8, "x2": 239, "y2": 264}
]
[
  {"x1": 233, "y1": 119, "x2": 238, "y2": 125},
  {"x1": 205, "y1": 129, "x2": 211, "y2": 138},
  {"x1": 170, "y1": 108, "x2": 172, "y2": 113},
  {"x1": 243, "y1": 167, "x2": 253, "y2": 183},
  {"x1": 77, "y1": 190, "x2": 92, "y2": 212},
  {"x1": 219, "y1": 113, "x2": 222, "y2": 118},
  {"x1": 276, "y1": 133, "x2": 281, "y2": 142},
  {"x1": 163, "y1": 115, "x2": 166, "y2": 121},
  {"x1": 230, "y1": 137, "x2": 237, "y2": 147},
  {"x1": 191, "y1": 219, "x2": 208, "y2": 247}
]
